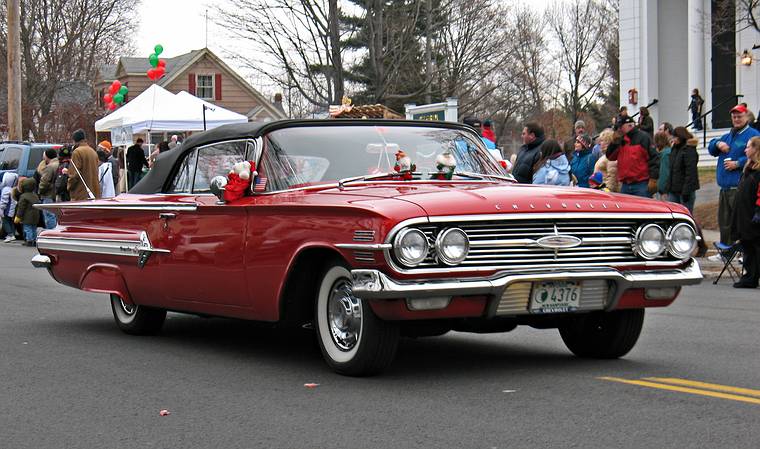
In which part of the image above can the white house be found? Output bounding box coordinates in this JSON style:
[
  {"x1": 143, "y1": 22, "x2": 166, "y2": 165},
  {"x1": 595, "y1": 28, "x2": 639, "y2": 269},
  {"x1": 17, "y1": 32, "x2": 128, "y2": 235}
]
[{"x1": 619, "y1": 0, "x2": 760, "y2": 133}]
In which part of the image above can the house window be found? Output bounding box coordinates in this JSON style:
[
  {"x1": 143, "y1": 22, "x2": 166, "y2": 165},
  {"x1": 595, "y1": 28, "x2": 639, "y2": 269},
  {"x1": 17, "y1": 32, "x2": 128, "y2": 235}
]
[{"x1": 196, "y1": 75, "x2": 214, "y2": 99}]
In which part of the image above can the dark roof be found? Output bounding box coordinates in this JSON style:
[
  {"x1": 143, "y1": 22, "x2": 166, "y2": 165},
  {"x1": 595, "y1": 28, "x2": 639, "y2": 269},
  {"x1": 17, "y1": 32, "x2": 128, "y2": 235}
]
[
  {"x1": 130, "y1": 119, "x2": 475, "y2": 194},
  {"x1": 117, "y1": 50, "x2": 201, "y2": 79},
  {"x1": 98, "y1": 64, "x2": 117, "y2": 81}
]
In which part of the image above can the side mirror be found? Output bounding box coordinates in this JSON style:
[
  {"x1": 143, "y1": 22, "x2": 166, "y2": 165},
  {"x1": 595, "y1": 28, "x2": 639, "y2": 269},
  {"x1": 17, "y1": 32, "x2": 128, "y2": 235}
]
[{"x1": 209, "y1": 176, "x2": 228, "y2": 204}]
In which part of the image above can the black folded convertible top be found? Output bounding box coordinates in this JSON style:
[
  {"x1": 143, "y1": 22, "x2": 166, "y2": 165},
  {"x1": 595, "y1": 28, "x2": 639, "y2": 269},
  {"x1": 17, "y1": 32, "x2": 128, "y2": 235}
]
[{"x1": 130, "y1": 119, "x2": 473, "y2": 194}]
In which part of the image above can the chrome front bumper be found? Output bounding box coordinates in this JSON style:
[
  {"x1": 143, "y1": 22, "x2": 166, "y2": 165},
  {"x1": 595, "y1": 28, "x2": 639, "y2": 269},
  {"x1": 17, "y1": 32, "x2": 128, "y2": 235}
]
[{"x1": 352, "y1": 259, "x2": 703, "y2": 310}]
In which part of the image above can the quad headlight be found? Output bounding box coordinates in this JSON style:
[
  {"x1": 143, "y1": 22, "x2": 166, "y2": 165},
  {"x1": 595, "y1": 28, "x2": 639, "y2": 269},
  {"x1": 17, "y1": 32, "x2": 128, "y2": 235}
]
[
  {"x1": 393, "y1": 228, "x2": 429, "y2": 266},
  {"x1": 634, "y1": 224, "x2": 666, "y2": 259},
  {"x1": 667, "y1": 223, "x2": 697, "y2": 259},
  {"x1": 435, "y1": 228, "x2": 470, "y2": 265}
]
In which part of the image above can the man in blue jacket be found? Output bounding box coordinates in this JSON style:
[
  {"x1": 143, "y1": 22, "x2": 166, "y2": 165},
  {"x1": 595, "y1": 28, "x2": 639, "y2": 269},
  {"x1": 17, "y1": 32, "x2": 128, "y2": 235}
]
[{"x1": 708, "y1": 104, "x2": 760, "y2": 244}]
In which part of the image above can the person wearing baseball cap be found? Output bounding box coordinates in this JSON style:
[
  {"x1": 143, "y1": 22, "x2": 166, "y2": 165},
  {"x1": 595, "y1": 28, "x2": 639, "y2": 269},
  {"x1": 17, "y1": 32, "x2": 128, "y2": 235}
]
[
  {"x1": 606, "y1": 115, "x2": 659, "y2": 197},
  {"x1": 708, "y1": 103, "x2": 760, "y2": 245}
]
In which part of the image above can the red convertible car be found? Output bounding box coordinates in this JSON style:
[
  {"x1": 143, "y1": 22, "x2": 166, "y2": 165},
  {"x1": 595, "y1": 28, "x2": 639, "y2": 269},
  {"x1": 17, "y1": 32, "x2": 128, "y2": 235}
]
[{"x1": 32, "y1": 120, "x2": 702, "y2": 376}]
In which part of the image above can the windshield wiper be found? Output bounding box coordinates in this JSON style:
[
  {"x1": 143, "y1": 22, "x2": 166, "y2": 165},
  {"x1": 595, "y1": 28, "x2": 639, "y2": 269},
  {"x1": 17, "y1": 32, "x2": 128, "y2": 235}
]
[
  {"x1": 338, "y1": 172, "x2": 423, "y2": 189},
  {"x1": 427, "y1": 171, "x2": 515, "y2": 182}
]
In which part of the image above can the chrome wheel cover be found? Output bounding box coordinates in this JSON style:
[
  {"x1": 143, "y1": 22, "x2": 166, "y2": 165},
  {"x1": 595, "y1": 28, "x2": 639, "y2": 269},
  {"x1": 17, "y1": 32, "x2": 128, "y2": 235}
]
[
  {"x1": 327, "y1": 279, "x2": 362, "y2": 351},
  {"x1": 119, "y1": 299, "x2": 136, "y2": 315}
]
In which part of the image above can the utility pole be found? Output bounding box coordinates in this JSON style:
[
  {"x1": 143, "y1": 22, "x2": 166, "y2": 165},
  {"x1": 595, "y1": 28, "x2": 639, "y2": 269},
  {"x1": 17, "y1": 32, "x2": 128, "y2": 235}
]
[
  {"x1": 424, "y1": 0, "x2": 432, "y2": 104},
  {"x1": 7, "y1": 0, "x2": 22, "y2": 141}
]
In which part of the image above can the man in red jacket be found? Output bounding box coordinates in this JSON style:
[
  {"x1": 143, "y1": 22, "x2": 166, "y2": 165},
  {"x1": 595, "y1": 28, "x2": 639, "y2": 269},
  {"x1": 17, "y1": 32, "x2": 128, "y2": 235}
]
[{"x1": 607, "y1": 116, "x2": 659, "y2": 197}]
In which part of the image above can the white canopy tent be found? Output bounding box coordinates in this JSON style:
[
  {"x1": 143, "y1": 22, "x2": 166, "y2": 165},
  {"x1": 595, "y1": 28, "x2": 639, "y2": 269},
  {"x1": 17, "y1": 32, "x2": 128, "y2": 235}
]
[{"x1": 94, "y1": 84, "x2": 248, "y2": 133}]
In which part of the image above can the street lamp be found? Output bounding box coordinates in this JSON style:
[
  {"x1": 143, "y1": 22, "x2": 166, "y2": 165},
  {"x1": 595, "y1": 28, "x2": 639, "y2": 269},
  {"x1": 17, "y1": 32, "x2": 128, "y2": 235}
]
[{"x1": 741, "y1": 49, "x2": 753, "y2": 66}]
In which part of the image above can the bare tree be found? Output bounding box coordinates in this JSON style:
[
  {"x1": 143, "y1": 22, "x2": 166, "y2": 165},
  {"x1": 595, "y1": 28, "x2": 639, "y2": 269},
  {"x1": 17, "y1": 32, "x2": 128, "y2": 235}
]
[
  {"x1": 506, "y1": 5, "x2": 551, "y2": 117},
  {"x1": 0, "y1": 0, "x2": 137, "y2": 140},
  {"x1": 546, "y1": 0, "x2": 609, "y2": 122},
  {"x1": 215, "y1": 0, "x2": 347, "y2": 109},
  {"x1": 434, "y1": 0, "x2": 510, "y2": 115}
]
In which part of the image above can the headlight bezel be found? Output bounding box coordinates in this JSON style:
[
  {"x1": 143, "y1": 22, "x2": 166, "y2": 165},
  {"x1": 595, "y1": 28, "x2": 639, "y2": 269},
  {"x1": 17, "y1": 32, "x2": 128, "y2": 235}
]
[
  {"x1": 435, "y1": 227, "x2": 470, "y2": 266},
  {"x1": 393, "y1": 228, "x2": 429, "y2": 266},
  {"x1": 634, "y1": 223, "x2": 667, "y2": 259},
  {"x1": 666, "y1": 222, "x2": 697, "y2": 259}
]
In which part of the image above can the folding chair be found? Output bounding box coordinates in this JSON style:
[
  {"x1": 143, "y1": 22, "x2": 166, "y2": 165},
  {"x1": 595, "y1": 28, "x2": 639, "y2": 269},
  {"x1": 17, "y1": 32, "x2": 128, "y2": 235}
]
[{"x1": 713, "y1": 242, "x2": 743, "y2": 285}]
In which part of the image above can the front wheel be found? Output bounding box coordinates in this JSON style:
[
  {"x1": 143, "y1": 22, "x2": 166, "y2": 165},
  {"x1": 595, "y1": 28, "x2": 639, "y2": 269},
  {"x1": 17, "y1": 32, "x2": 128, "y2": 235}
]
[
  {"x1": 314, "y1": 263, "x2": 399, "y2": 376},
  {"x1": 558, "y1": 309, "x2": 645, "y2": 359},
  {"x1": 110, "y1": 294, "x2": 166, "y2": 336}
]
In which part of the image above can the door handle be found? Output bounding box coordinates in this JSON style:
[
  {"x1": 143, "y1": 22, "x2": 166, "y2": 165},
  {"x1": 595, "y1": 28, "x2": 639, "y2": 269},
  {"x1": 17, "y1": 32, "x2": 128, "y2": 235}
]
[{"x1": 159, "y1": 212, "x2": 176, "y2": 230}]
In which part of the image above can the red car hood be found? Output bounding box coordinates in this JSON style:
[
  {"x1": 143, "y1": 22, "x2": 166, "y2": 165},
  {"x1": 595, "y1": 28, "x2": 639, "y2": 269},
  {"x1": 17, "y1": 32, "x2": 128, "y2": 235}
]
[{"x1": 325, "y1": 182, "x2": 677, "y2": 216}]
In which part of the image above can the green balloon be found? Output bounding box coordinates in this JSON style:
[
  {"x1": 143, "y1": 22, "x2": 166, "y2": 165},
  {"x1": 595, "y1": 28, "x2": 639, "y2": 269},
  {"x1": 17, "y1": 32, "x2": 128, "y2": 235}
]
[
  {"x1": 149, "y1": 53, "x2": 159, "y2": 67},
  {"x1": 118, "y1": 85, "x2": 128, "y2": 95},
  {"x1": 154, "y1": 44, "x2": 163, "y2": 56},
  {"x1": 113, "y1": 93, "x2": 124, "y2": 104}
]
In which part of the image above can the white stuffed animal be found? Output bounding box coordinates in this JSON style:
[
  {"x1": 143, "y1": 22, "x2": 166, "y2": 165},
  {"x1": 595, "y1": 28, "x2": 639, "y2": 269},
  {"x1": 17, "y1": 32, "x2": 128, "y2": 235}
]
[{"x1": 230, "y1": 161, "x2": 256, "y2": 180}]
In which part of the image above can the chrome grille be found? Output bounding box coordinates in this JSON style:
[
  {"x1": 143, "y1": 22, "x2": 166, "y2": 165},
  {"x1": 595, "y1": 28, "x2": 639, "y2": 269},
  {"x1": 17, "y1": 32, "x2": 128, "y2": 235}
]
[
  {"x1": 414, "y1": 219, "x2": 659, "y2": 269},
  {"x1": 353, "y1": 230, "x2": 376, "y2": 242}
]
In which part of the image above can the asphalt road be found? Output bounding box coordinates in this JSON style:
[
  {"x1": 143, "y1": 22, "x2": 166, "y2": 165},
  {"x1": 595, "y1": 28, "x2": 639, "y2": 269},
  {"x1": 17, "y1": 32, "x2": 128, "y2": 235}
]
[{"x1": 1, "y1": 242, "x2": 759, "y2": 448}]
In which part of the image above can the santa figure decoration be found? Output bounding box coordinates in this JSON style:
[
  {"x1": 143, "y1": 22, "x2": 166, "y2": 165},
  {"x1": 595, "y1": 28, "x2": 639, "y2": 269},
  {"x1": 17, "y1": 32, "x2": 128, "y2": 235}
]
[
  {"x1": 434, "y1": 150, "x2": 456, "y2": 180},
  {"x1": 393, "y1": 150, "x2": 416, "y2": 180},
  {"x1": 224, "y1": 160, "x2": 257, "y2": 202}
]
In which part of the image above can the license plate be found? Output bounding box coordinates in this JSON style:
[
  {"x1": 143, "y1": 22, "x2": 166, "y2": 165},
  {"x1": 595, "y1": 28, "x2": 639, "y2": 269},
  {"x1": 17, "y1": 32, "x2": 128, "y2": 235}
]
[{"x1": 530, "y1": 281, "x2": 581, "y2": 314}]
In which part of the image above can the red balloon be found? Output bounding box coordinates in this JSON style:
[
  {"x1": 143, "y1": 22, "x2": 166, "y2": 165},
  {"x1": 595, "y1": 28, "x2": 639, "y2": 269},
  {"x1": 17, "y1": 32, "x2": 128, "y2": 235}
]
[
  {"x1": 147, "y1": 69, "x2": 156, "y2": 80},
  {"x1": 112, "y1": 80, "x2": 121, "y2": 90},
  {"x1": 109, "y1": 85, "x2": 118, "y2": 95},
  {"x1": 108, "y1": 102, "x2": 117, "y2": 111},
  {"x1": 157, "y1": 59, "x2": 166, "y2": 68},
  {"x1": 156, "y1": 67, "x2": 165, "y2": 78},
  {"x1": 103, "y1": 94, "x2": 112, "y2": 103}
]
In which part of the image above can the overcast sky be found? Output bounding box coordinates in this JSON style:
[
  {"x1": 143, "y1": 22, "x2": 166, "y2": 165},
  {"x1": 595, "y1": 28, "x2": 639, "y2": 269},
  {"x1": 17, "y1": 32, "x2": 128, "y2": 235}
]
[{"x1": 134, "y1": 0, "x2": 552, "y2": 92}]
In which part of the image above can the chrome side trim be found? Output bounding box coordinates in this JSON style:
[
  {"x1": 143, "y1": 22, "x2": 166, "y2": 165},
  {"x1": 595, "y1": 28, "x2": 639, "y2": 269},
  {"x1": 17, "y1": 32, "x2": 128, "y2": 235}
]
[
  {"x1": 30, "y1": 254, "x2": 52, "y2": 269},
  {"x1": 351, "y1": 259, "x2": 703, "y2": 314},
  {"x1": 37, "y1": 232, "x2": 170, "y2": 258},
  {"x1": 34, "y1": 202, "x2": 198, "y2": 212},
  {"x1": 336, "y1": 243, "x2": 392, "y2": 250}
]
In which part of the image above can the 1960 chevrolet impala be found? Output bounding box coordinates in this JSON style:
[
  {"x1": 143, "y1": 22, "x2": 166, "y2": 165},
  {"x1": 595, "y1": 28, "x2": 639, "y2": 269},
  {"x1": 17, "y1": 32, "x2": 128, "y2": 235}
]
[{"x1": 32, "y1": 120, "x2": 703, "y2": 376}]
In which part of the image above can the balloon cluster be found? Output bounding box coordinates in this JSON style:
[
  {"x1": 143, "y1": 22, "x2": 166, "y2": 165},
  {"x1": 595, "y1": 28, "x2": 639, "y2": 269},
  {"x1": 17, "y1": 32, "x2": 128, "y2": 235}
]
[
  {"x1": 103, "y1": 80, "x2": 128, "y2": 111},
  {"x1": 147, "y1": 44, "x2": 166, "y2": 81}
]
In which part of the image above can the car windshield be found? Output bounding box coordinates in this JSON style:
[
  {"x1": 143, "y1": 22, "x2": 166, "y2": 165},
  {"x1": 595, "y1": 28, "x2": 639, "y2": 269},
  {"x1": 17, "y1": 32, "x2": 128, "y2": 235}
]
[{"x1": 259, "y1": 125, "x2": 505, "y2": 191}]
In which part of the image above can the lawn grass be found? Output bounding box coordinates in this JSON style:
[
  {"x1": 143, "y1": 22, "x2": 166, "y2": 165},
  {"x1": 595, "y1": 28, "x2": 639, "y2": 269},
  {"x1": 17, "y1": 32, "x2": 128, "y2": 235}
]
[
  {"x1": 698, "y1": 166, "x2": 716, "y2": 185},
  {"x1": 694, "y1": 200, "x2": 719, "y2": 231}
]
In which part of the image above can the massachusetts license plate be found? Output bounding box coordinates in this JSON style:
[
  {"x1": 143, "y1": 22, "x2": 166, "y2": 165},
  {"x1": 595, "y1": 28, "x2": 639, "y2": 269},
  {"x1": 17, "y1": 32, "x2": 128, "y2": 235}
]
[{"x1": 530, "y1": 281, "x2": 581, "y2": 314}]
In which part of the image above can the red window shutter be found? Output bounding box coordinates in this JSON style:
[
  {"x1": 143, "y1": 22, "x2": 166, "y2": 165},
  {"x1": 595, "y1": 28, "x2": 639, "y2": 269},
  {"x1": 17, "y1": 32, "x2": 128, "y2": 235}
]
[
  {"x1": 189, "y1": 73, "x2": 196, "y2": 95},
  {"x1": 215, "y1": 74, "x2": 222, "y2": 100}
]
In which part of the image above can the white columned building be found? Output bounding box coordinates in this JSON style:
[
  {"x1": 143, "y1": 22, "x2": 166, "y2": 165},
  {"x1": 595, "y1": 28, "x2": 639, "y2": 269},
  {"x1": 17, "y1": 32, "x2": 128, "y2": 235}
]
[{"x1": 619, "y1": 0, "x2": 760, "y2": 132}]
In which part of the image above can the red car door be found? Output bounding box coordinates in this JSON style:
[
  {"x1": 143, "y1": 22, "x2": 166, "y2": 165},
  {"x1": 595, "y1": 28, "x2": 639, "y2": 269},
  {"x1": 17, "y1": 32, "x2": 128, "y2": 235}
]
[{"x1": 158, "y1": 140, "x2": 251, "y2": 308}]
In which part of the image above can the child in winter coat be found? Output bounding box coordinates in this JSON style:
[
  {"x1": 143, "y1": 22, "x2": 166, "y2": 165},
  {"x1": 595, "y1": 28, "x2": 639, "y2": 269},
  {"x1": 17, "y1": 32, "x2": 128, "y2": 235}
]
[
  {"x1": 532, "y1": 139, "x2": 571, "y2": 186},
  {"x1": 0, "y1": 172, "x2": 19, "y2": 242},
  {"x1": 14, "y1": 177, "x2": 41, "y2": 246}
]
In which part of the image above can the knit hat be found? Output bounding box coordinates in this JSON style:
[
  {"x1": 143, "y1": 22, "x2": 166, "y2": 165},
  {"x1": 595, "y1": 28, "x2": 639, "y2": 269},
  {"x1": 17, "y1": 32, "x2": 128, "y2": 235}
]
[
  {"x1": 71, "y1": 128, "x2": 86, "y2": 142},
  {"x1": 574, "y1": 120, "x2": 586, "y2": 129},
  {"x1": 588, "y1": 171, "x2": 604, "y2": 187},
  {"x1": 58, "y1": 145, "x2": 72, "y2": 159},
  {"x1": 98, "y1": 140, "x2": 112, "y2": 151},
  {"x1": 576, "y1": 134, "x2": 592, "y2": 149}
]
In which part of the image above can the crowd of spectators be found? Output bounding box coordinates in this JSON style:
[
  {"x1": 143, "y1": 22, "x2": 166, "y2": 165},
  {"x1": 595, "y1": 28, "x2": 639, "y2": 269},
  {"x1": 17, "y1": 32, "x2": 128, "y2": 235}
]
[
  {"x1": 0, "y1": 129, "x2": 181, "y2": 246},
  {"x1": 467, "y1": 99, "x2": 760, "y2": 288}
]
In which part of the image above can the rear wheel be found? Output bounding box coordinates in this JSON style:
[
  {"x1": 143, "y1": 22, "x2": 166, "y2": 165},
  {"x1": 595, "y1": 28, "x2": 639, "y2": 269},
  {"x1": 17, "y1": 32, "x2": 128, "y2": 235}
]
[
  {"x1": 110, "y1": 294, "x2": 166, "y2": 336},
  {"x1": 314, "y1": 263, "x2": 399, "y2": 376},
  {"x1": 559, "y1": 309, "x2": 645, "y2": 359}
]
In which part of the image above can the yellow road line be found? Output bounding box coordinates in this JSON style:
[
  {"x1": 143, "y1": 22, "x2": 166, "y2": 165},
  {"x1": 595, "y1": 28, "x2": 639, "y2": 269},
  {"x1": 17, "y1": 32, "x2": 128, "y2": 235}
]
[
  {"x1": 598, "y1": 377, "x2": 760, "y2": 405},
  {"x1": 643, "y1": 377, "x2": 760, "y2": 398}
]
